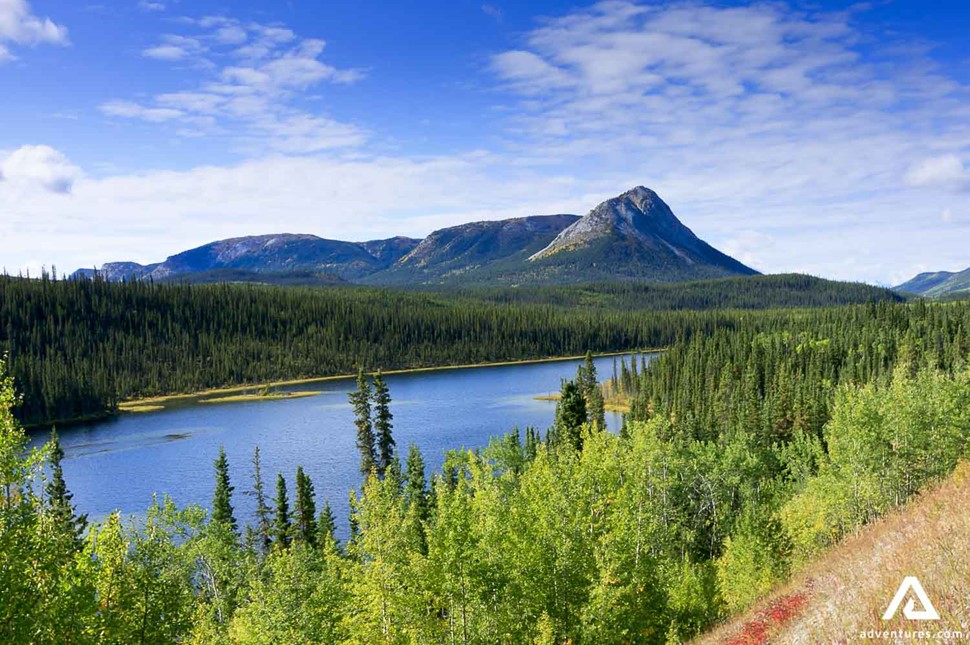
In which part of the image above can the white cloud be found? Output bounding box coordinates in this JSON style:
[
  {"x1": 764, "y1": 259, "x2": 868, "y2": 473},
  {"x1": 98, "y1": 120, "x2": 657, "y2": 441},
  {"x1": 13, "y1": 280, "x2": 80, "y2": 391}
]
[
  {"x1": 905, "y1": 155, "x2": 969, "y2": 191},
  {"x1": 138, "y1": 1, "x2": 165, "y2": 11},
  {"x1": 0, "y1": 145, "x2": 80, "y2": 194},
  {"x1": 103, "y1": 17, "x2": 365, "y2": 153},
  {"x1": 0, "y1": 0, "x2": 68, "y2": 61}
]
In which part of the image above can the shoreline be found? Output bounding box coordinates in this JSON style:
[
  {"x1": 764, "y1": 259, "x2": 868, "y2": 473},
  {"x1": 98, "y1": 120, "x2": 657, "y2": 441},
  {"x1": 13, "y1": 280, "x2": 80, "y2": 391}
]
[{"x1": 116, "y1": 349, "x2": 662, "y2": 412}]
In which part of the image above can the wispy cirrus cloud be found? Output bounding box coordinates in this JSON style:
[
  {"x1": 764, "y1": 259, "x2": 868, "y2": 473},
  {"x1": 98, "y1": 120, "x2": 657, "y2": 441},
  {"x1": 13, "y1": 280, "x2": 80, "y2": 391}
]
[
  {"x1": 0, "y1": 0, "x2": 68, "y2": 61},
  {"x1": 101, "y1": 16, "x2": 366, "y2": 153}
]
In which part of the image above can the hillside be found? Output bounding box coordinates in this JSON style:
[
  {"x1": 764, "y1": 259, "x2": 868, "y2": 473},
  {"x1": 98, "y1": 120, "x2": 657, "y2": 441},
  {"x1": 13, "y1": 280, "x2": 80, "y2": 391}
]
[
  {"x1": 697, "y1": 462, "x2": 970, "y2": 644},
  {"x1": 71, "y1": 187, "x2": 758, "y2": 286},
  {"x1": 895, "y1": 267, "x2": 970, "y2": 298},
  {"x1": 367, "y1": 214, "x2": 579, "y2": 285},
  {"x1": 447, "y1": 274, "x2": 903, "y2": 311}
]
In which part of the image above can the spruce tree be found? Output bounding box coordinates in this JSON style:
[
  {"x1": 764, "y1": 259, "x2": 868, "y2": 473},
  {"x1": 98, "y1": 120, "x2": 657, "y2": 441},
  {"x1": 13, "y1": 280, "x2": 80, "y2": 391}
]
[
  {"x1": 294, "y1": 466, "x2": 317, "y2": 547},
  {"x1": 524, "y1": 426, "x2": 538, "y2": 461},
  {"x1": 273, "y1": 473, "x2": 291, "y2": 548},
  {"x1": 349, "y1": 368, "x2": 376, "y2": 476},
  {"x1": 249, "y1": 446, "x2": 272, "y2": 553},
  {"x1": 403, "y1": 444, "x2": 427, "y2": 520},
  {"x1": 554, "y1": 379, "x2": 588, "y2": 452},
  {"x1": 211, "y1": 446, "x2": 237, "y2": 534},
  {"x1": 317, "y1": 500, "x2": 337, "y2": 548},
  {"x1": 588, "y1": 386, "x2": 606, "y2": 430},
  {"x1": 45, "y1": 428, "x2": 87, "y2": 545},
  {"x1": 373, "y1": 370, "x2": 395, "y2": 477},
  {"x1": 577, "y1": 351, "x2": 598, "y2": 398}
]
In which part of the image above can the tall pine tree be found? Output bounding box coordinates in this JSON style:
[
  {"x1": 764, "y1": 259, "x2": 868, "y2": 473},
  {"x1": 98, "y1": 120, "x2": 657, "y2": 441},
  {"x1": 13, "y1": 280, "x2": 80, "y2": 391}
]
[
  {"x1": 45, "y1": 428, "x2": 87, "y2": 546},
  {"x1": 249, "y1": 446, "x2": 271, "y2": 553},
  {"x1": 373, "y1": 370, "x2": 395, "y2": 477},
  {"x1": 554, "y1": 379, "x2": 588, "y2": 452},
  {"x1": 317, "y1": 500, "x2": 337, "y2": 549},
  {"x1": 350, "y1": 368, "x2": 376, "y2": 476},
  {"x1": 294, "y1": 466, "x2": 318, "y2": 547},
  {"x1": 211, "y1": 446, "x2": 237, "y2": 534},
  {"x1": 273, "y1": 473, "x2": 291, "y2": 548}
]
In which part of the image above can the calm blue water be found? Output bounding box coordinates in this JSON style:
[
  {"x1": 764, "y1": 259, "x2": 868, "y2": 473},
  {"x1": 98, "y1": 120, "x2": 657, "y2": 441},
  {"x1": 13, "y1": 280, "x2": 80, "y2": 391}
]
[{"x1": 28, "y1": 354, "x2": 653, "y2": 536}]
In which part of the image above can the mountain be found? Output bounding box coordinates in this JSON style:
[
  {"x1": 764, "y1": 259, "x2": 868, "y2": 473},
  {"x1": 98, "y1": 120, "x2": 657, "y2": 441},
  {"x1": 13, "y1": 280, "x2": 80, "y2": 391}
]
[
  {"x1": 894, "y1": 267, "x2": 970, "y2": 298},
  {"x1": 74, "y1": 234, "x2": 420, "y2": 283},
  {"x1": 368, "y1": 215, "x2": 579, "y2": 285},
  {"x1": 525, "y1": 186, "x2": 757, "y2": 282},
  {"x1": 71, "y1": 187, "x2": 758, "y2": 286}
]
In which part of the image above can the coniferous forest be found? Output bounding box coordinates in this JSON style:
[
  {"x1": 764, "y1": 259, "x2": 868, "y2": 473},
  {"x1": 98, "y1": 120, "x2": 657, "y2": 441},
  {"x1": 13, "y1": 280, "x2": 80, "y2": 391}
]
[
  {"x1": 0, "y1": 273, "x2": 899, "y2": 427},
  {"x1": 2, "y1": 284, "x2": 969, "y2": 643}
]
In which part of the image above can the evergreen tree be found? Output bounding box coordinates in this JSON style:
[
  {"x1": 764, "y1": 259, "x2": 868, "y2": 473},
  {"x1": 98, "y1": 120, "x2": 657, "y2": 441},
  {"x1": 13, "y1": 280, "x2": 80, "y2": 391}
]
[
  {"x1": 373, "y1": 370, "x2": 395, "y2": 477},
  {"x1": 588, "y1": 387, "x2": 606, "y2": 430},
  {"x1": 577, "y1": 351, "x2": 598, "y2": 399},
  {"x1": 294, "y1": 466, "x2": 318, "y2": 547},
  {"x1": 554, "y1": 380, "x2": 588, "y2": 452},
  {"x1": 45, "y1": 427, "x2": 87, "y2": 545},
  {"x1": 524, "y1": 426, "x2": 539, "y2": 461},
  {"x1": 211, "y1": 446, "x2": 237, "y2": 534},
  {"x1": 249, "y1": 446, "x2": 272, "y2": 553},
  {"x1": 403, "y1": 444, "x2": 427, "y2": 519},
  {"x1": 350, "y1": 368, "x2": 376, "y2": 476},
  {"x1": 317, "y1": 500, "x2": 337, "y2": 548},
  {"x1": 273, "y1": 473, "x2": 291, "y2": 548}
]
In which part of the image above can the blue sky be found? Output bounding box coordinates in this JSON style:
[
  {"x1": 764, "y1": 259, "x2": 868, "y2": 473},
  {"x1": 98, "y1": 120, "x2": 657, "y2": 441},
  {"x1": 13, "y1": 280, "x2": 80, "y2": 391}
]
[{"x1": 1, "y1": 0, "x2": 969, "y2": 284}]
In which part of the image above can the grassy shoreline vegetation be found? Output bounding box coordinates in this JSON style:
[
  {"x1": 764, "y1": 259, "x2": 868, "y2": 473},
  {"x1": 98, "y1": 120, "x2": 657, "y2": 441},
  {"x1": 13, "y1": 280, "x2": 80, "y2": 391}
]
[
  {"x1": 2, "y1": 294, "x2": 968, "y2": 643},
  {"x1": 116, "y1": 350, "x2": 658, "y2": 415},
  {"x1": 0, "y1": 273, "x2": 901, "y2": 428}
]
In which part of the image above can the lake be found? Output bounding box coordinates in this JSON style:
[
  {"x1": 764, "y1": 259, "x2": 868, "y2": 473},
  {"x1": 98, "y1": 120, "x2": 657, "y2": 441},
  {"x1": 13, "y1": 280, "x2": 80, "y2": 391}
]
[{"x1": 28, "y1": 353, "x2": 654, "y2": 537}]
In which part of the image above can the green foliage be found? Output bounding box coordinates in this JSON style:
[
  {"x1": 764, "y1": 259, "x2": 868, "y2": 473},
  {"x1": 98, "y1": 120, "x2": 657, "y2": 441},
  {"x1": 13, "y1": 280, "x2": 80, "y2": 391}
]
[
  {"x1": 272, "y1": 474, "x2": 291, "y2": 549},
  {"x1": 294, "y1": 466, "x2": 318, "y2": 547},
  {"x1": 45, "y1": 427, "x2": 88, "y2": 547},
  {"x1": 350, "y1": 369, "x2": 375, "y2": 476},
  {"x1": 212, "y1": 446, "x2": 237, "y2": 534},
  {"x1": 554, "y1": 379, "x2": 588, "y2": 451},
  {"x1": 373, "y1": 370, "x2": 395, "y2": 476},
  {"x1": 230, "y1": 546, "x2": 347, "y2": 644},
  {"x1": 3, "y1": 299, "x2": 970, "y2": 643},
  {"x1": 0, "y1": 273, "x2": 900, "y2": 428},
  {"x1": 249, "y1": 447, "x2": 272, "y2": 554},
  {"x1": 780, "y1": 368, "x2": 970, "y2": 563}
]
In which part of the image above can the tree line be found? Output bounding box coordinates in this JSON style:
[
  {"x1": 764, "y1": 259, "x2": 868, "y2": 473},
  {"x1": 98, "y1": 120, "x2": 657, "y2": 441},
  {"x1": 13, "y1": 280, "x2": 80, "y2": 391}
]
[{"x1": 0, "y1": 272, "x2": 900, "y2": 427}]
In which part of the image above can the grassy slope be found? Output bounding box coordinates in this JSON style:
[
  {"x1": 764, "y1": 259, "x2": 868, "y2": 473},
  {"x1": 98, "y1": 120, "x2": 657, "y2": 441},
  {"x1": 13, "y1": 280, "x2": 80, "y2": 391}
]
[{"x1": 695, "y1": 462, "x2": 970, "y2": 644}]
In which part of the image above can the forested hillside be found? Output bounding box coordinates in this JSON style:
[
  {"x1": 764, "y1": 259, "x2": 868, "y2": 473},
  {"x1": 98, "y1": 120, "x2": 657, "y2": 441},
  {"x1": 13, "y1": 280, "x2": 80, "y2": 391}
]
[
  {"x1": 0, "y1": 274, "x2": 898, "y2": 427},
  {"x1": 2, "y1": 300, "x2": 968, "y2": 643}
]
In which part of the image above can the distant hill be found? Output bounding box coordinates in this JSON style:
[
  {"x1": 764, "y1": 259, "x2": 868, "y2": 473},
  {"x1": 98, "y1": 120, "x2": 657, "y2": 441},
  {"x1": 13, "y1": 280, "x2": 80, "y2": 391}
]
[
  {"x1": 894, "y1": 267, "x2": 970, "y2": 298},
  {"x1": 71, "y1": 186, "x2": 758, "y2": 286}
]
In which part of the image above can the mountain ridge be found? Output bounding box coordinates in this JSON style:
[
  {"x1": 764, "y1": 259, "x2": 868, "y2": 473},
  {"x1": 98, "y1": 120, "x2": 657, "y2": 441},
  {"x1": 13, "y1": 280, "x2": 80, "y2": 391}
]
[
  {"x1": 71, "y1": 187, "x2": 758, "y2": 286},
  {"x1": 894, "y1": 267, "x2": 970, "y2": 298}
]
